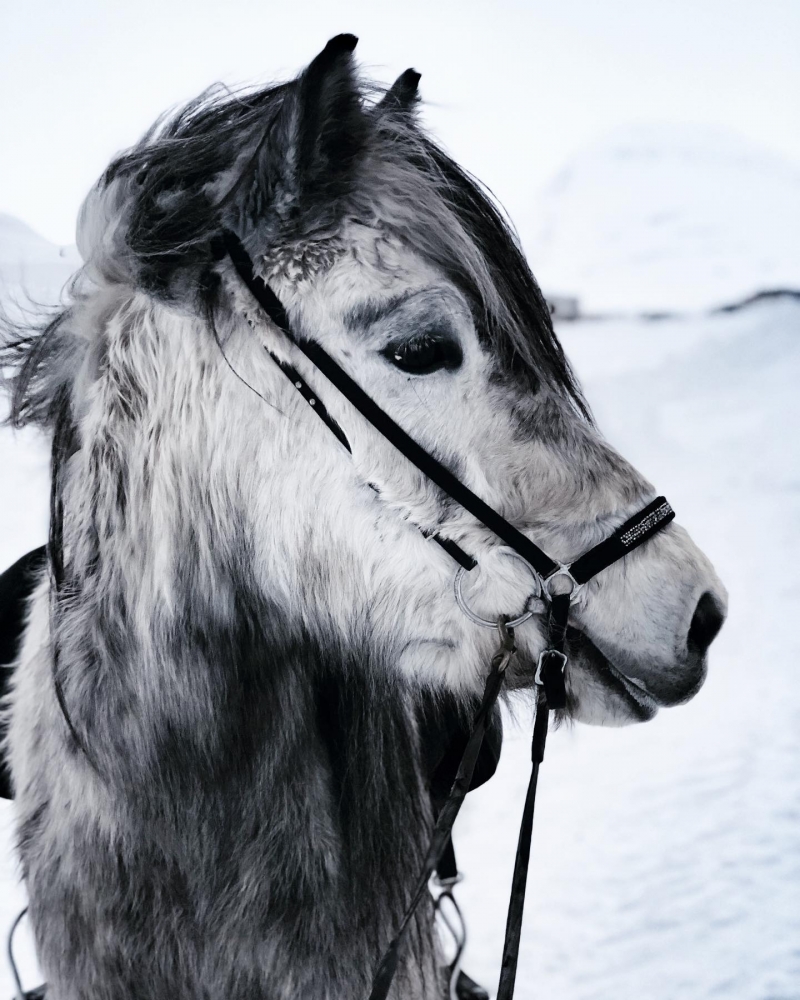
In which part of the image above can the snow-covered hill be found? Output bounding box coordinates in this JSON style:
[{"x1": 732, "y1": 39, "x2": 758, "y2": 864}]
[
  {"x1": 0, "y1": 213, "x2": 79, "y2": 306},
  {"x1": 525, "y1": 124, "x2": 800, "y2": 314}
]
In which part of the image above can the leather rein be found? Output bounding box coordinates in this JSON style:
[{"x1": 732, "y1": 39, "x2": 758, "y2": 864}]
[{"x1": 220, "y1": 230, "x2": 675, "y2": 1000}]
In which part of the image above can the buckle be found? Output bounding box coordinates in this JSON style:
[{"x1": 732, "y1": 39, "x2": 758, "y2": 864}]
[{"x1": 535, "y1": 649, "x2": 567, "y2": 686}]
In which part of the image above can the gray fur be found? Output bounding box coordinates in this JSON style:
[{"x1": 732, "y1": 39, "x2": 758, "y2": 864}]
[{"x1": 1, "y1": 35, "x2": 726, "y2": 1000}]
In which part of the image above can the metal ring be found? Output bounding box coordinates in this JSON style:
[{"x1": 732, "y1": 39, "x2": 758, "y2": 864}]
[
  {"x1": 454, "y1": 552, "x2": 542, "y2": 630},
  {"x1": 542, "y1": 563, "x2": 586, "y2": 605}
]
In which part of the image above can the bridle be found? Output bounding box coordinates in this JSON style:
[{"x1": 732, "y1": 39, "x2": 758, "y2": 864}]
[{"x1": 220, "y1": 230, "x2": 675, "y2": 1000}]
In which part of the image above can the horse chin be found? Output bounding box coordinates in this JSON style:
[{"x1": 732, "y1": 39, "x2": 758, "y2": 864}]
[{"x1": 563, "y1": 627, "x2": 661, "y2": 726}]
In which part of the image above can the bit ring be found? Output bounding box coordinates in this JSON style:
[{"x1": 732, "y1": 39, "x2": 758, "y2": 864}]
[{"x1": 454, "y1": 551, "x2": 542, "y2": 629}]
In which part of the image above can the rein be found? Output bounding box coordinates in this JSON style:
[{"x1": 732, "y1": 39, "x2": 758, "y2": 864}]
[{"x1": 220, "y1": 230, "x2": 675, "y2": 999}]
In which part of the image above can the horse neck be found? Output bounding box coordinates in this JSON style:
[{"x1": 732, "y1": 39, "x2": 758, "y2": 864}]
[
  {"x1": 52, "y1": 296, "x2": 440, "y2": 991},
  {"x1": 48, "y1": 569, "x2": 440, "y2": 993}
]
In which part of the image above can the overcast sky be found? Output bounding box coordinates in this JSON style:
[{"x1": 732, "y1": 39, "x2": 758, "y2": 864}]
[{"x1": 2, "y1": 0, "x2": 798, "y2": 246}]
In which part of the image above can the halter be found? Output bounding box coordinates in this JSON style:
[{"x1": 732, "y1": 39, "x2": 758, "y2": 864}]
[{"x1": 220, "y1": 230, "x2": 675, "y2": 1000}]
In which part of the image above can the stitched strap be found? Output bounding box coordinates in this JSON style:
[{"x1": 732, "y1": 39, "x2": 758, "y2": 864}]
[
  {"x1": 435, "y1": 837, "x2": 459, "y2": 884},
  {"x1": 570, "y1": 497, "x2": 675, "y2": 584}
]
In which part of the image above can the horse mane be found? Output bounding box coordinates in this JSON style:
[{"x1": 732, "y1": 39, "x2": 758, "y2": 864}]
[{"x1": 1, "y1": 69, "x2": 589, "y2": 432}]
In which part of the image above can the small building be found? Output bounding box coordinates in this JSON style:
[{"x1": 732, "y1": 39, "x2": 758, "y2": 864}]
[{"x1": 545, "y1": 294, "x2": 580, "y2": 321}]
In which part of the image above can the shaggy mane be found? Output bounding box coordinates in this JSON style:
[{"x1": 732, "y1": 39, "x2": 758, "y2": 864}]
[{"x1": 2, "y1": 69, "x2": 589, "y2": 429}]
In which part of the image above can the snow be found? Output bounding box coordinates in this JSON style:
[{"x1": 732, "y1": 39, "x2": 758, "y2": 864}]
[
  {"x1": 1, "y1": 205, "x2": 799, "y2": 997},
  {"x1": 0, "y1": 213, "x2": 80, "y2": 307},
  {"x1": 524, "y1": 124, "x2": 800, "y2": 315}
]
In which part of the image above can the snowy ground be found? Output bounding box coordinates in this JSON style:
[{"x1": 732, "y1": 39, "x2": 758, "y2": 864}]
[
  {"x1": 454, "y1": 298, "x2": 800, "y2": 999},
  {"x1": 1, "y1": 240, "x2": 798, "y2": 996}
]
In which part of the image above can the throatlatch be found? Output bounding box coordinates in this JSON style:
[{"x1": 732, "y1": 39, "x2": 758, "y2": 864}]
[{"x1": 220, "y1": 230, "x2": 676, "y2": 1000}]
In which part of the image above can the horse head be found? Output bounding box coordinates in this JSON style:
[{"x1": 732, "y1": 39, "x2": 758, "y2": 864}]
[{"x1": 23, "y1": 34, "x2": 725, "y2": 725}]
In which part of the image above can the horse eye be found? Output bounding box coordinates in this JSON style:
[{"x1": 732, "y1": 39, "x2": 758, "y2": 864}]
[{"x1": 382, "y1": 333, "x2": 463, "y2": 375}]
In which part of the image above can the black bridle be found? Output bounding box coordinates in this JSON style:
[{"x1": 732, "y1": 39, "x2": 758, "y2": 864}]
[{"x1": 221, "y1": 230, "x2": 675, "y2": 1000}]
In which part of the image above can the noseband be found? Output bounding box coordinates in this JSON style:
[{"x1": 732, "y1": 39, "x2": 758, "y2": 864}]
[{"x1": 220, "y1": 231, "x2": 675, "y2": 1000}]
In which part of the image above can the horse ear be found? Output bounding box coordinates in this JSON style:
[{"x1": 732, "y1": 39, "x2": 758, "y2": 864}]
[
  {"x1": 239, "y1": 34, "x2": 367, "y2": 247},
  {"x1": 375, "y1": 69, "x2": 422, "y2": 116}
]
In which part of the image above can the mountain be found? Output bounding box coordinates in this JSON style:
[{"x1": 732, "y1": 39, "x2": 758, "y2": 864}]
[{"x1": 523, "y1": 124, "x2": 800, "y2": 314}]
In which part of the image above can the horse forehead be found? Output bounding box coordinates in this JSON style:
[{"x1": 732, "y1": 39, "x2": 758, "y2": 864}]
[{"x1": 279, "y1": 227, "x2": 446, "y2": 326}]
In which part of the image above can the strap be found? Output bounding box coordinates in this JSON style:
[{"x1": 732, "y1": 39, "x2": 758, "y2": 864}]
[
  {"x1": 368, "y1": 624, "x2": 515, "y2": 1000},
  {"x1": 435, "y1": 837, "x2": 459, "y2": 884},
  {"x1": 570, "y1": 497, "x2": 674, "y2": 584},
  {"x1": 222, "y1": 231, "x2": 676, "y2": 589},
  {"x1": 222, "y1": 230, "x2": 559, "y2": 580},
  {"x1": 495, "y1": 592, "x2": 568, "y2": 999},
  {"x1": 431, "y1": 534, "x2": 477, "y2": 572},
  {"x1": 267, "y1": 350, "x2": 352, "y2": 452},
  {"x1": 496, "y1": 691, "x2": 547, "y2": 1000},
  {"x1": 535, "y1": 593, "x2": 569, "y2": 710}
]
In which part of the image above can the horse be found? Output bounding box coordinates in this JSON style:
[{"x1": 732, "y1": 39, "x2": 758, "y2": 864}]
[{"x1": 1, "y1": 34, "x2": 727, "y2": 1000}]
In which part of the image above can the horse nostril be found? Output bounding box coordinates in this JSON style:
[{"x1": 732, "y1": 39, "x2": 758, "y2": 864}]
[{"x1": 688, "y1": 591, "x2": 725, "y2": 656}]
